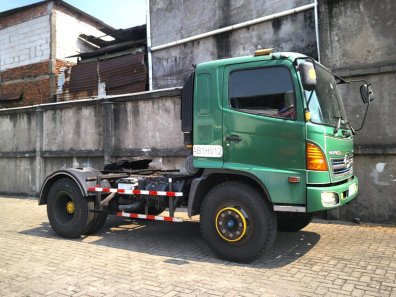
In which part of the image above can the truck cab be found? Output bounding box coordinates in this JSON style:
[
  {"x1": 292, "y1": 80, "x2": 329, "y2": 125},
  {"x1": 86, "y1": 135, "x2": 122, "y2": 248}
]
[
  {"x1": 179, "y1": 50, "x2": 373, "y2": 261},
  {"x1": 183, "y1": 50, "x2": 359, "y2": 217}
]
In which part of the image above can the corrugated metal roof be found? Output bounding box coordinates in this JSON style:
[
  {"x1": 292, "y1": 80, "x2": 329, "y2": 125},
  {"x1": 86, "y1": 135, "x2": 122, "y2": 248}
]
[
  {"x1": 83, "y1": 25, "x2": 146, "y2": 48},
  {"x1": 67, "y1": 40, "x2": 145, "y2": 59}
]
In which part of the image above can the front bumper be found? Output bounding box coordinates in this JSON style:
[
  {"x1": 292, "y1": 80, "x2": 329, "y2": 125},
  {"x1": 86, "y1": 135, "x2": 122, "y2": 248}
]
[{"x1": 307, "y1": 176, "x2": 358, "y2": 212}]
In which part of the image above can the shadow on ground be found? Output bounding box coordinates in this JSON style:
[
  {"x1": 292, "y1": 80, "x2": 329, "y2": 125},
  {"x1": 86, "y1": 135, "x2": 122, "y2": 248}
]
[{"x1": 19, "y1": 216, "x2": 320, "y2": 268}]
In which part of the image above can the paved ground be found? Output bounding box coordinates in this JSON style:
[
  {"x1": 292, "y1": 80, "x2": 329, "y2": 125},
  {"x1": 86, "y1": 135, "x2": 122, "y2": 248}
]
[{"x1": 0, "y1": 197, "x2": 395, "y2": 297}]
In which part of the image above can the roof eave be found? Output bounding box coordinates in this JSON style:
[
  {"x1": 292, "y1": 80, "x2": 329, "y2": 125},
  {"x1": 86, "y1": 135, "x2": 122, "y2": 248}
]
[{"x1": 0, "y1": 0, "x2": 115, "y2": 31}]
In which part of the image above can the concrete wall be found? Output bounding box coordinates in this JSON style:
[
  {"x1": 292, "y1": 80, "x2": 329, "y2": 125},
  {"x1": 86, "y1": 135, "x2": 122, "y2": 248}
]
[
  {"x1": 0, "y1": 15, "x2": 50, "y2": 71},
  {"x1": 148, "y1": 0, "x2": 396, "y2": 223},
  {"x1": 317, "y1": 0, "x2": 396, "y2": 224},
  {"x1": 0, "y1": 89, "x2": 185, "y2": 196},
  {"x1": 150, "y1": 0, "x2": 317, "y2": 88},
  {"x1": 340, "y1": 155, "x2": 396, "y2": 224}
]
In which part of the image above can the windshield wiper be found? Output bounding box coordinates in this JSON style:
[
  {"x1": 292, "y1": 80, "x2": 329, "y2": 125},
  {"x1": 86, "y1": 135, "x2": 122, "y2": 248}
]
[
  {"x1": 334, "y1": 116, "x2": 342, "y2": 134},
  {"x1": 345, "y1": 121, "x2": 356, "y2": 135},
  {"x1": 333, "y1": 116, "x2": 355, "y2": 136}
]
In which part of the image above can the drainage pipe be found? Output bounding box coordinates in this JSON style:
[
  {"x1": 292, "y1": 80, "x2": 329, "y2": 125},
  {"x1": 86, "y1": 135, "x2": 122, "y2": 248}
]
[
  {"x1": 314, "y1": 0, "x2": 321, "y2": 62},
  {"x1": 146, "y1": 0, "x2": 153, "y2": 90},
  {"x1": 151, "y1": 3, "x2": 316, "y2": 52}
]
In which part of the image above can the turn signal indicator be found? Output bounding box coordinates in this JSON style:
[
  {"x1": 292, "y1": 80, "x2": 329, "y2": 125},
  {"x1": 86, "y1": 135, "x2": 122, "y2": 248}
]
[{"x1": 306, "y1": 143, "x2": 328, "y2": 171}]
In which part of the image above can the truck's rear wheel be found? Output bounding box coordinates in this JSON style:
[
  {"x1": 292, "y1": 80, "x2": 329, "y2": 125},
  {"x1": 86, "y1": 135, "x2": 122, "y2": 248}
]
[
  {"x1": 83, "y1": 200, "x2": 107, "y2": 235},
  {"x1": 47, "y1": 178, "x2": 92, "y2": 238},
  {"x1": 277, "y1": 213, "x2": 313, "y2": 232},
  {"x1": 200, "y1": 181, "x2": 277, "y2": 263}
]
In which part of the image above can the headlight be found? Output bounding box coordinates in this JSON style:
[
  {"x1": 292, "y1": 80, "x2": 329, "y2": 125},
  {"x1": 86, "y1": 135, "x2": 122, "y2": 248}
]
[{"x1": 321, "y1": 192, "x2": 339, "y2": 207}]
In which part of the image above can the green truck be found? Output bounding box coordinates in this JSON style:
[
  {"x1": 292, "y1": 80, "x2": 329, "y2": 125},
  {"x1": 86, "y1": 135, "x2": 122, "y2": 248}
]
[{"x1": 39, "y1": 49, "x2": 373, "y2": 262}]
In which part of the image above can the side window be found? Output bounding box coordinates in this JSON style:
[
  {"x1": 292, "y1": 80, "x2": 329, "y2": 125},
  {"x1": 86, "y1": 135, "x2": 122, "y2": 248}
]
[{"x1": 229, "y1": 67, "x2": 296, "y2": 119}]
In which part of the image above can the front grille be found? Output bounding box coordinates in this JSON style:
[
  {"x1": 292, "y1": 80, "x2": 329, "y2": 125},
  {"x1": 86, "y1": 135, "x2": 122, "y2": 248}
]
[{"x1": 331, "y1": 155, "x2": 353, "y2": 176}]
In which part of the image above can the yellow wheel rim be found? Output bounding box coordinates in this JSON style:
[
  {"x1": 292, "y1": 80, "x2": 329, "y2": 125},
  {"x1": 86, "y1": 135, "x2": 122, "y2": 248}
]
[
  {"x1": 215, "y1": 207, "x2": 247, "y2": 242},
  {"x1": 66, "y1": 201, "x2": 75, "y2": 214}
]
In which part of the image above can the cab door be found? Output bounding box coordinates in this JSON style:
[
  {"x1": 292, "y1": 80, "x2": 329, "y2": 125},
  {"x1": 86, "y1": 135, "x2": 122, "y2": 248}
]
[{"x1": 222, "y1": 61, "x2": 306, "y2": 205}]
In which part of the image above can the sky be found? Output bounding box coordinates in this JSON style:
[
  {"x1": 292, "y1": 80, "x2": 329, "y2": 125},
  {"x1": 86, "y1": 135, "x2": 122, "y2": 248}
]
[{"x1": 0, "y1": 0, "x2": 147, "y2": 29}]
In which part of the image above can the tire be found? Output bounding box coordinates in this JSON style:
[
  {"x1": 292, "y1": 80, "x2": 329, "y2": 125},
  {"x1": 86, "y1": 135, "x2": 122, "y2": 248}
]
[
  {"x1": 83, "y1": 199, "x2": 108, "y2": 235},
  {"x1": 200, "y1": 181, "x2": 277, "y2": 263},
  {"x1": 277, "y1": 213, "x2": 313, "y2": 232},
  {"x1": 47, "y1": 178, "x2": 92, "y2": 238}
]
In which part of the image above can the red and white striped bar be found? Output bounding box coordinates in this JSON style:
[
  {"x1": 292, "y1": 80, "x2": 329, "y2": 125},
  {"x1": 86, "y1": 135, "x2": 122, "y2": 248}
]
[
  {"x1": 116, "y1": 211, "x2": 184, "y2": 222},
  {"x1": 87, "y1": 187, "x2": 183, "y2": 197}
]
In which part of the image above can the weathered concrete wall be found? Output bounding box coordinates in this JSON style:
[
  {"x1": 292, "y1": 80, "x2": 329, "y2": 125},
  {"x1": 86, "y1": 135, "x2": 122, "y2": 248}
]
[
  {"x1": 0, "y1": 111, "x2": 38, "y2": 194},
  {"x1": 43, "y1": 105, "x2": 103, "y2": 152},
  {"x1": 339, "y1": 155, "x2": 396, "y2": 224},
  {"x1": 317, "y1": 0, "x2": 396, "y2": 224},
  {"x1": 0, "y1": 89, "x2": 184, "y2": 196},
  {"x1": 319, "y1": 0, "x2": 396, "y2": 71},
  {"x1": 319, "y1": 0, "x2": 396, "y2": 146},
  {"x1": 337, "y1": 72, "x2": 396, "y2": 147},
  {"x1": 149, "y1": 0, "x2": 395, "y2": 223},
  {"x1": 113, "y1": 97, "x2": 183, "y2": 152},
  {"x1": 150, "y1": 0, "x2": 317, "y2": 88}
]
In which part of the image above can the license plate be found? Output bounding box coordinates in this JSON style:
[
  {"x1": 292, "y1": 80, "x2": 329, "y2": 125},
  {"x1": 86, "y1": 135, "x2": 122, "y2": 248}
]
[{"x1": 349, "y1": 183, "x2": 358, "y2": 196}]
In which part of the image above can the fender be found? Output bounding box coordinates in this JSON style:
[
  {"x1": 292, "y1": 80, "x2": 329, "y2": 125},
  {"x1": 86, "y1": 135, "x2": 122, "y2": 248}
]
[
  {"x1": 187, "y1": 169, "x2": 272, "y2": 217},
  {"x1": 39, "y1": 167, "x2": 110, "y2": 205}
]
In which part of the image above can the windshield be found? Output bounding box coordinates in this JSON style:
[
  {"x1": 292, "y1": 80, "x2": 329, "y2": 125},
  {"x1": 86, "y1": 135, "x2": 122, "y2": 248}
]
[{"x1": 305, "y1": 63, "x2": 348, "y2": 127}]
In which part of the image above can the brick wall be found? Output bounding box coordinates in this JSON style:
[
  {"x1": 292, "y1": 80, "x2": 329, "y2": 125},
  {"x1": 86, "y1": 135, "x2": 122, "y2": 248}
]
[
  {"x1": 0, "y1": 4, "x2": 49, "y2": 29},
  {"x1": 0, "y1": 1, "x2": 124, "y2": 107},
  {"x1": 1, "y1": 62, "x2": 49, "y2": 81},
  {"x1": 55, "y1": 59, "x2": 76, "y2": 102},
  {"x1": 0, "y1": 78, "x2": 52, "y2": 107},
  {"x1": 0, "y1": 59, "x2": 75, "y2": 108},
  {"x1": 0, "y1": 61, "x2": 51, "y2": 107}
]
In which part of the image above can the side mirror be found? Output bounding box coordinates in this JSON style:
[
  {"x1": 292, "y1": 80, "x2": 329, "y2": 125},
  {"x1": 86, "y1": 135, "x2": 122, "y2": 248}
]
[
  {"x1": 360, "y1": 84, "x2": 374, "y2": 104},
  {"x1": 299, "y1": 61, "x2": 317, "y2": 91}
]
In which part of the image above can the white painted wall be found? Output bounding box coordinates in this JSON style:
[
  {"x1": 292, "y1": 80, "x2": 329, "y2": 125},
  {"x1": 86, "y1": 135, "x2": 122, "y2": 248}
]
[
  {"x1": 55, "y1": 10, "x2": 106, "y2": 63},
  {"x1": 0, "y1": 15, "x2": 51, "y2": 71}
]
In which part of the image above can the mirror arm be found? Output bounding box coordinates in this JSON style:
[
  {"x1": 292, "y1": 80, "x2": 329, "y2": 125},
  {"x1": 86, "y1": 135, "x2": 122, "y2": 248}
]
[
  {"x1": 334, "y1": 75, "x2": 369, "y2": 86},
  {"x1": 334, "y1": 74, "x2": 348, "y2": 84},
  {"x1": 354, "y1": 103, "x2": 370, "y2": 132}
]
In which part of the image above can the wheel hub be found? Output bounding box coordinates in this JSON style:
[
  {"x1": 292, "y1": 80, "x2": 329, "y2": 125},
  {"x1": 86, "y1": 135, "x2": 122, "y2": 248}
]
[
  {"x1": 66, "y1": 201, "x2": 75, "y2": 214},
  {"x1": 215, "y1": 207, "x2": 247, "y2": 242}
]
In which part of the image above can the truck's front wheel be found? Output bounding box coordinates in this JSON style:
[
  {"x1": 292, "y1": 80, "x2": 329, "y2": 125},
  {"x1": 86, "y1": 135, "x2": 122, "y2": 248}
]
[
  {"x1": 47, "y1": 178, "x2": 92, "y2": 238},
  {"x1": 200, "y1": 181, "x2": 277, "y2": 263}
]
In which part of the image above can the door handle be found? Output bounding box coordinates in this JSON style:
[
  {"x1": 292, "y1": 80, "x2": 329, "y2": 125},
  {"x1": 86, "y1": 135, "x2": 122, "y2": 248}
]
[{"x1": 226, "y1": 134, "x2": 242, "y2": 143}]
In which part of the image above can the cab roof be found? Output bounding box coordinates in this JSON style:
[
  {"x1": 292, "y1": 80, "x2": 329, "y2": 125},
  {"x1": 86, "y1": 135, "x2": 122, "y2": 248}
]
[{"x1": 196, "y1": 52, "x2": 308, "y2": 70}]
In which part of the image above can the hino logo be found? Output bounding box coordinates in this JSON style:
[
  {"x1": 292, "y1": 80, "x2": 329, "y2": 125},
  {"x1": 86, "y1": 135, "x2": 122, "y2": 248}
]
[{"x1": 329, "y1": 150, "x2": 343, "y2": 156}]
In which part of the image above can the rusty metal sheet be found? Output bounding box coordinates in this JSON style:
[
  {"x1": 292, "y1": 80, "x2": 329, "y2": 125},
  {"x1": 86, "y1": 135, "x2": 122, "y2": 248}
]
[
  {"x1": 67, "y1": 52, "x2": 146, "y2": 97},
  {"x1": 100, "y1": 52, "x2": 146, "y2": 94},
  {"x1": 68, "y1": 61, "x2": 97, "y2": 93}
]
